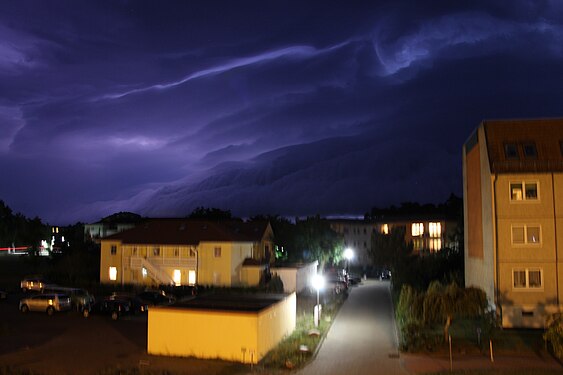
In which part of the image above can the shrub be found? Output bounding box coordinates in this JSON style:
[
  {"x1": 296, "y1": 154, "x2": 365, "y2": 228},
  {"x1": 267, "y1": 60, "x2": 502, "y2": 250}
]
[
  {"x1": 544, "y1": 313, "x2": 563, "y2": 360},
  {"x1": 399, "y1": 321, "x2": 434, "y2": 352},
  {"x1": 396, "y1": 284, "x2": 423, "y2": 326},
  {"x1": 266, "y1": 274, "x2": 284, "y2": 293}
]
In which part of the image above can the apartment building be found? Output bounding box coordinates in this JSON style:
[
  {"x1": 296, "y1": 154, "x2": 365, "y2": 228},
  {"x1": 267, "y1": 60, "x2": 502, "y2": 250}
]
[
  {"x1": 463, "y1": 118, "x2": 563, "y2": 328},
  {"x1": 328, "y1": 219, "x2": 375, "y2": 266},
  {"x1": 374, "y1": 216, "x2": 458, "y2": 253},
  {"x1": 100, "y1": 219, "x2": 274, "y2": 288}
]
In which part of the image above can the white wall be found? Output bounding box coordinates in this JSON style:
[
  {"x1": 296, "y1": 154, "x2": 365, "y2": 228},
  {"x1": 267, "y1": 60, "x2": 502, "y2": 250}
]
[{"x1": 272, "y1": 261, "x2": 318, "y2": 293}]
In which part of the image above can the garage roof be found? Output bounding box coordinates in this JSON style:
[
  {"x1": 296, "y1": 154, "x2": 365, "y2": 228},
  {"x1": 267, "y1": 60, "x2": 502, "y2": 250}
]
[{"x1": 166, "y1": 293, "x2": 289, "y2": 312}]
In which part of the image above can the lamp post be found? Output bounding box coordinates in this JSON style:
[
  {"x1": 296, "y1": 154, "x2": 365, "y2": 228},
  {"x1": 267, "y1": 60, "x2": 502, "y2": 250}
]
[{"x1": 312, "y1": 274, "x2": 325, "y2": 327}]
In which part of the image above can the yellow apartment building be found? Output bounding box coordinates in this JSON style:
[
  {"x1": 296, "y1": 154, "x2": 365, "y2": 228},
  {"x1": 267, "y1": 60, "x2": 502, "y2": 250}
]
[
  {"x1": 463, "y1": 119, "x2": 563, "y2": 328},
  {"x1": 99, "y1": 219, "x2": 274, "y2": 287}
]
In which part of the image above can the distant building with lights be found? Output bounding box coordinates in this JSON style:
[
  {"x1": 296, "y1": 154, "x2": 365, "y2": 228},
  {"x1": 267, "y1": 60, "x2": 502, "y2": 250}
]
[
  {"x1": 328, "y1": 213, "x2": 459, "y2": 269},
  {"x1": 84, "y1": 212, "x2": 143, "y2": 243},
  {"x1": 373, "y1": 216, "x2": 459, "y2": 253},
  {"x1": 463, "y1": 118, "x2": 563, "y2": 328},
  {"x1": 328, "y1": 219, "x2": 375, "y2": 266}
]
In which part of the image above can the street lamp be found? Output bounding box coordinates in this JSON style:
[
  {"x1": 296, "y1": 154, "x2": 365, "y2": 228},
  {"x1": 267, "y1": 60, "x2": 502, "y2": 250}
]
[
  {"x1": 344, "y1": 247, "x2": 354, "y2": 275},
  {"x1": 312, "y1": 274, "x2": 325, "y2": 327}
]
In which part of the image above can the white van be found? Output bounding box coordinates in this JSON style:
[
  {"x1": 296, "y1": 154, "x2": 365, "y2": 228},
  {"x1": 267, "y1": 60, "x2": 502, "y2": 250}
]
[{"x1": 42, "y1": 286, "x2": 95, "y2": 311}]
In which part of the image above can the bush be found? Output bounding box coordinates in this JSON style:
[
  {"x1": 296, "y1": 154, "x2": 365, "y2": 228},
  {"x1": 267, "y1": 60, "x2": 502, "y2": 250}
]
[
  {"x1": 399, "y1": 321, "x2": 437, "y2": 352},
  {"x1": 544, "y1": 313, "x2": 563, "y2": 360},
  {"x1": 266, "y1": 274, "x2": 284, "y2": 293},
  {"x1": 396, "y1": 284, "x2": 423, "y2": 326}
]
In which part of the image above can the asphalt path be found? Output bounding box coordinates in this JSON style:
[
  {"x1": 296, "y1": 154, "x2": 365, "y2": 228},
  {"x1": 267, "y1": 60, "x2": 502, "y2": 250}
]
[{"x1": 296, "y1": 279, "x2": 408, "y2": 375}]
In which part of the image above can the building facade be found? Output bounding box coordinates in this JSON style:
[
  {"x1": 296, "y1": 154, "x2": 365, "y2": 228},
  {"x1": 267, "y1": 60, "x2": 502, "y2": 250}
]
[
  {"x1": 100, "y1": 219, "x2": 274, "y2": 288},
  {"x1": 374, "y1": 217, "x2": 458, "y2": 253},
  {"x1": 328, "y1": 219, "x2": 376, "y2": 266},
  {"x1": 463, "y1": 119, "x2": 563, "y2": 328}
]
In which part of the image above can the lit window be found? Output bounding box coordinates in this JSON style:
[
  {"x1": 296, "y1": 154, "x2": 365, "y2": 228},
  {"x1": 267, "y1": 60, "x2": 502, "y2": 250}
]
[
  {"x1": 413, "y1": 238, "x2": 423, "y2": 251},
  {"x1": 429, "y1": 222, "x2": 442, "y2": 237},
  {"x1": 142, "y1": 267, "x2": 147, "y2": 278},
  {"x1": 511, "y1": 225, "x2": 541, "y2": 245},
  {"x1": 382, "y1": 224, "x2": 389, "y2": 235},
  {"x1": 109, "y1": 267, "x2": 117, "y2": 281},
  {"x1": 510, "y1": 182, "x2": 538, "y2": 201},
  {"x1": 513, "y1": 268, "x2": 542, "y2": 289},
  {"x1": 504, "y1": 143, "x2": 519, "y2": 159},
  {"x1": 214, "y1": 247, "x2": 221, "y2": 257},
  {"x1": 173, "y1": 269, "x2": 181, "y2": 286},
  {"x1": 188, "y1": 270, "x2": 196, "y2": 285},
  {"x1": 429, "y1": 239, "x2": 442, "y2": 252},
  {"x1": 110, "y1": 245, "x2": 117, "y2": 255},
  {"x1": 412, "y1": 223, "x2": 424, "y2": 237}
]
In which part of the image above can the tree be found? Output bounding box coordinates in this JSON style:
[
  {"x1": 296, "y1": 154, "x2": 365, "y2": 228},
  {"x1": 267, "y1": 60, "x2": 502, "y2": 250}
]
[
  {"x1": 251, "y1": 215, "x2": 297, "y2": 262},
  {"x1": 294, "y1": 216, "x2": 344, "y2": 270},
  {"x1": 369, "y1": 226, "x2": 413, "y2": 271},
  {"x1": 187, "y1": 207, "x2": 234, "y2": 221}
]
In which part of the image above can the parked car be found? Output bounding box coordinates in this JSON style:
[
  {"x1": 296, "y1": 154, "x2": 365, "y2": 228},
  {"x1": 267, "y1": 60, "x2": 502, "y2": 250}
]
[
  {"x1": 348, "y1": 273, "x2": 362, "y2": 285},
  {"x1": 83, "y1": 298, "x2": 131, "y2": 320},
  {"x1": 20, "y1": 276, "x2": 49, "y2": 293},
  {"x1": 380, "y1": 269, "x2": 392, "y2": 280},
  {"x1": 324, "y1": 268, "x2": 349, "y2": 294},
  {"x1": 137, "y1": 290, "x2": 176, "y2": 306},
  {"x1": 109, "y1": 293, "x2": 148, "y2": 314},
  {"x1": 42, "y1": 286, "x2": 95, "y2": 311},
  {"x1": 19, "y1": 293, "x2": 71, "y2": 315}
]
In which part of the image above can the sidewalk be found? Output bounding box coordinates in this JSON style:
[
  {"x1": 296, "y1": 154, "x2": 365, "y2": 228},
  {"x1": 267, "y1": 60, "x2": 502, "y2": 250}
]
[{"x1": 400, "y1": 350, "x2": 562, "y2": 374}]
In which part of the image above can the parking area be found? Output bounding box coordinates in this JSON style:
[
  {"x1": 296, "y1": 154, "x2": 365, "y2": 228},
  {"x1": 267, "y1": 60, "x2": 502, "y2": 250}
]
[{"x1": 0, "y1": 293, "x2": 246, "y2": 375}]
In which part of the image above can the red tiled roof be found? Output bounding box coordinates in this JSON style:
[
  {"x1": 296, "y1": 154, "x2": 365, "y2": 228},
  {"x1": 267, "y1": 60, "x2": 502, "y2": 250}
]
[
  {"x1": 483, "y1": 118, "x2": 563, "y2": 173},
  {"x1": 103, "y1": 219, "x2": 269, "y2": 245}
]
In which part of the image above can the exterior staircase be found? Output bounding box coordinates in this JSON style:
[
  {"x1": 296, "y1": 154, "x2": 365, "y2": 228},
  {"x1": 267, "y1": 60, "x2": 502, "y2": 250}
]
[{"x1": 130, "y1": 256, "x2": 175, "y2": 285}]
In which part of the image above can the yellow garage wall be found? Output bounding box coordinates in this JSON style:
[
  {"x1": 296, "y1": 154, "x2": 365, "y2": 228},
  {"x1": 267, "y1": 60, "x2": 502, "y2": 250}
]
[
  {"x1": 148, "y1": 293, "x2": 296, "y2": 364},
  {"x1": 148, "y1": 308, "x2": 258, "y2": 362},
  {"x1": 257, "y1": 293, "x2": 296, "y2": 359}
]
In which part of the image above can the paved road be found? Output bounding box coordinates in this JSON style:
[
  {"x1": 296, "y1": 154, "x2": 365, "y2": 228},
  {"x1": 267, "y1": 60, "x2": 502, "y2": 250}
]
[{"x1": 296, "y1": 279, "x2": 408, "y2": 375}]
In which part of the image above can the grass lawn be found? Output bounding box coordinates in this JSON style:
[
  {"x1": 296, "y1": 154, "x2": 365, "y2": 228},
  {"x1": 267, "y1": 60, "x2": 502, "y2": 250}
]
[
  {"x1": 407, "y1": 317, "x2": 549, "y2": 359},
  {"x1": 258, "y1": 290, "x2": 347, "y2": 370}
]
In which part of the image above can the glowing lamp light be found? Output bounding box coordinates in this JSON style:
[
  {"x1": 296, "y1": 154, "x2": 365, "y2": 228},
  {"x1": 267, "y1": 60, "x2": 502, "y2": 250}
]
[
  {"x1": 312, "y1": 274, "x2": 325, "y2": 291},
  {"x1": 344, "y1": 247, "x2": 354, "y2": 260}
]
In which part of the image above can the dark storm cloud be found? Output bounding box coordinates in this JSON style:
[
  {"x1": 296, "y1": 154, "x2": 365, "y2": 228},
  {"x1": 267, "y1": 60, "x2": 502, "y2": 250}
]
[{"x1": 1, "y1": 1, "x2": 563, "y2": 224}]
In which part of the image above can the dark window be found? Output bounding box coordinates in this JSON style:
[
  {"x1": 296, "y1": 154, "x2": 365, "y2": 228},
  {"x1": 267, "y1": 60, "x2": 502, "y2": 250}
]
[
  {"x1": 560, "y1": 140, "x2": 563, "y2": 157},
  {"x1": 504, "y1": 143, "x2": 519, "y2": 159},
  {"x1": 522, "y1": 143, "x2": 537, "y2": 159},
  {"x1": 110, "y1": 245, "x2": 117, "y2": 255}
]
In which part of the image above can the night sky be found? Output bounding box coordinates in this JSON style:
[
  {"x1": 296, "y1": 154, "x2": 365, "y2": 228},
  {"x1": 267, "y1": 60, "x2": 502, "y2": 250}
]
[{"x1": 2, "y1": 1, "x2": 563, "y2": 225}]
